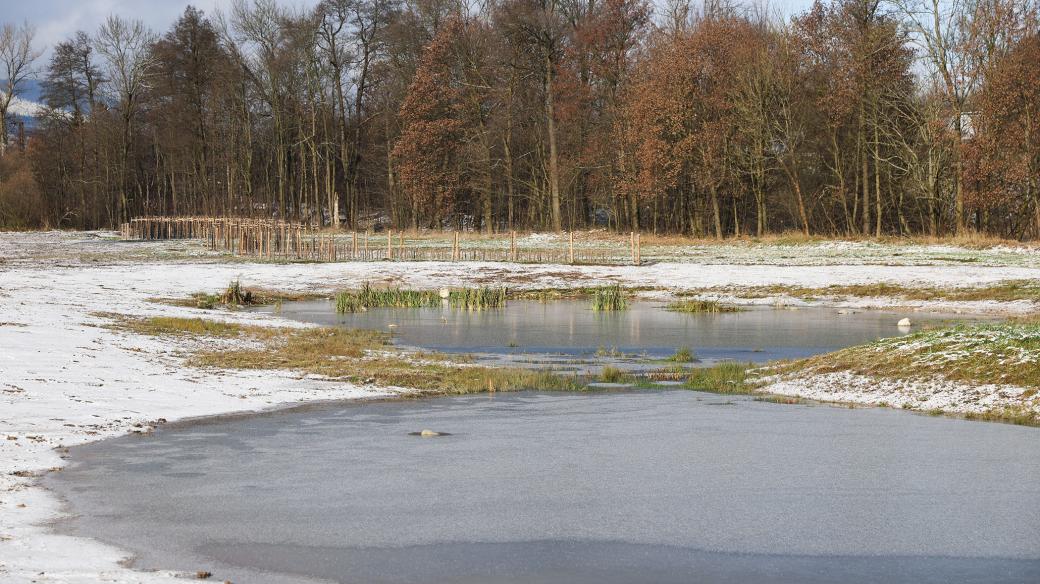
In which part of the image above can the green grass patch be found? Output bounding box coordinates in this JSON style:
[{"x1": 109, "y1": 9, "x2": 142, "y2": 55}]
[
  {"x1": 336, "y1": 282, "x2": 442, "y2": 313},
  {"x1": 449, "y1": 286, "x2": 507, "y2": 310},
  {"x1": 682, "y1": 362, "x2": 755, "y2": 394},
  {"x1": 667, "y1": 300, "x2": 742, "y2": 314},
  {"x1": 590, "y1": 284, "x2": 627, "y2": 311},
  {"x1": 667, "y1": 346, "x2": 696, "y2": 362}
]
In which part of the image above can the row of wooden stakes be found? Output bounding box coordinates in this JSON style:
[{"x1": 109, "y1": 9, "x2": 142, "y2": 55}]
[{"x1": 121, "y1": 217, "x2": 644, "y2": 265}]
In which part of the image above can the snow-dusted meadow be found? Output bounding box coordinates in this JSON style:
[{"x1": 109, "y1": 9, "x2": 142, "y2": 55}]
[{"x1": 2, "y1": 230, "x2": 1039, "y2": 583}]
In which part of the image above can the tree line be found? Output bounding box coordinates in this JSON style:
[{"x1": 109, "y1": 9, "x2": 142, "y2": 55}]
[{"x1": 0, "y1": 0, "x2": 1037, "y2": 238}]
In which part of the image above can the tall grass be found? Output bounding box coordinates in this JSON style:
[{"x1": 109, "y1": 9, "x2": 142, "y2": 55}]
[
  {"x1": 449, "y1": 286, "x2": 507, "y2": 310},
  {"x1": 591, "y1": 284, "x2": 627, "y2": 311},
  {"x1": 598, "y1": 365, "x2": 631, "y2": 383},
  {"x1": 668, "y1": 346, "x2": 696, "y2": 362},
  {"x1": 683, "y1": 362, "x2": 752, "y2": 393},
  {"x1": 335, "y1": 293, "x2": 367, "y2": 313},
  {"x1": 220, "y1": 280, "x2": 253, "y2": 305},
  {"x1": 192, "y1": 279, "x2": 255, "y2": 309},
  {"x1": 667, "y1": 300, "x2": 741, "y2": 313},
  {"x1": 336, "y1": 282, "x2": 441, "y2": 313}
]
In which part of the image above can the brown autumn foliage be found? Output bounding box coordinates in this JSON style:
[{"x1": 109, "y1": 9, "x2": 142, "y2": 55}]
[
  {"x1": 392, "y1": 19, "x2": 465, "y2": 228},
  {"x1": 0, "y1": 0, "x2": 1038, "y2": 239},
  {"x1": 964, "y1": 33, "x2": 1040, "y2": 234},
  {"x1": 0, "y1": 149, "x2": 45, "y2": 229}
]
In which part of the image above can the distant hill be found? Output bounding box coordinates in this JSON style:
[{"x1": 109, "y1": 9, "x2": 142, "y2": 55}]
[{"x1": 3, "y1": 79, "x2": 47, "y2": 132}]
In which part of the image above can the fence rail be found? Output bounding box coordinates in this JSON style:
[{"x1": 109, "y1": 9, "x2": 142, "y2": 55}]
[{"x1": 121, "y1": 217, "x2": 643, "y2": 265}]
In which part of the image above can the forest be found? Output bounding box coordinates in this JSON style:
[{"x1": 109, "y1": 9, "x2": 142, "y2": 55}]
[{"x1": 0, "y1": 0, "x2": 1037, "y2": 238}]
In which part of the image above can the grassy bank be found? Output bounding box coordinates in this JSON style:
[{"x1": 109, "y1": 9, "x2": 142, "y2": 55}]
[
  {"x1": 769, "y1": 321, "x2": 1040, "y2": 425},
  {"x1": 781, "y1": 322, "x2": 1040, "y2": 387},
  {"x1": 111, "y1": 313, "x2": 767, "y2": 400},
  {"x1": 108, "y1": 307, "x2": 1039, "y2": 425},
  {"x1": 112, "y1": 316, "x2": 584, "y2": 396},
  {"x1": 690, "y1": 280, "x2": 1040, "y2": 304}
]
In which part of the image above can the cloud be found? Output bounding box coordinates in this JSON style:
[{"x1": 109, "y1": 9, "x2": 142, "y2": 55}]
[{"x1": 7, "y1": 0, "x2": 319, "y2": 64}]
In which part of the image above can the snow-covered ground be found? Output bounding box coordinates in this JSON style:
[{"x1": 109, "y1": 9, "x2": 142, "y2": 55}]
[
  {"x1": 762, "y1": 371, "x2": 1034, "y2": 415},
  {"x1": 2, "y1": 230, "x2": 1039, "y2": 583}
]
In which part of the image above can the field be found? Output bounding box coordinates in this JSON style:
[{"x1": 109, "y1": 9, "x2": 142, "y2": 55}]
[{"x1": 2, "y1": 229, "x2": 1040, "y2": 583}]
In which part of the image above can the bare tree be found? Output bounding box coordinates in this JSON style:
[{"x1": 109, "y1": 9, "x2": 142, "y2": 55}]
[
  {"x1": 893, "y1": 0, "x2": 1038, "y2": 233},
  {"x1": 0, "y1": 21, "x2": 41, "y2": 156},
  {"x1": 95, "y1": 15, "x2": 157, "y2": 222}
]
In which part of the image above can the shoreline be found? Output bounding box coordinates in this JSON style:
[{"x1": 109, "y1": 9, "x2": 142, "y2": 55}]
[
  {"x1": 43, "y1": 386, "x2": 1040, "y2": 584},
  {"x1": 3, "y1": 231, "x2": 1040, "y2": 583}
]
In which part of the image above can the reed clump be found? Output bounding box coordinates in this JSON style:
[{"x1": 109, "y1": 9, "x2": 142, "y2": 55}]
[
  {"x1": 336, "y1": 282, "x2": 441, "y2": 313},
  {"x1": 191, "y1": 279, "x2": 257, "y2": 309},
  {"x1": 683, "y1": 362, "x2": 753, "y2": 393},
  {"x1": 590, "y1": 284, "x2": 627, "y2": 311},
  {"x1": 598, "y1": 365, "x2": 631, "y2": 383},
  {"x1": 667, "y1": 299, "x2": 741, "y2": 314},
  {"x1": 449, "y1": 286, "x2": 507, "y2": 310},
  {"x1": 668, "y1": 346, "x2": 696, "y2": 362},
  {"x1": 220, "y1": 280, "x2": 253, "y2": 305}
]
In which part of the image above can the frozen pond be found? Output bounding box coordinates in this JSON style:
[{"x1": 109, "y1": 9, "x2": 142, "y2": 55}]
[
  {"x1": 48, "y1": 390, "x2": 1040, "y2": 584},
  {"x1": 259, "y1": 300, "x2": 984, "y2": 368}
]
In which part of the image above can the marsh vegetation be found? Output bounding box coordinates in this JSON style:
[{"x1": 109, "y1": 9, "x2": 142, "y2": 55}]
[
  {"x1": 590, "y1": 284, "x2": 628, "y2": 311},
  {"x1": 112, "y1": 315, "x2": 585, "y2": 396},
  {"x1": 667, "y1": 300, "x2": 743, "y2": 314},
  {"x1": 448, "y1": 287, "x2": 507, "y2": 310},
  {"x1": 335, "y1": 283, "x2": 442, "y2": 313}
]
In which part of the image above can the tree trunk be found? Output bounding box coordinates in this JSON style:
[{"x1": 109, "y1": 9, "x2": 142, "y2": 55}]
[
  {"x1": 874, "y1": 118, "x2": 882, "y2": 237},
  {"x1": 545, "y1": 54, "x2": 562, "y2": 232},
  {"x1": 710, "y1": 184, "x2": 722, "y2": 239}
]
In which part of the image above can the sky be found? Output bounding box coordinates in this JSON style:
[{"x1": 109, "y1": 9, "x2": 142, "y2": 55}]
[
  {"x1": 3, "y1": 0, "x2": 322, "y2": 58},
  {"x1": 5, "y1": 0, "x2": 820, "y2": 58}
]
